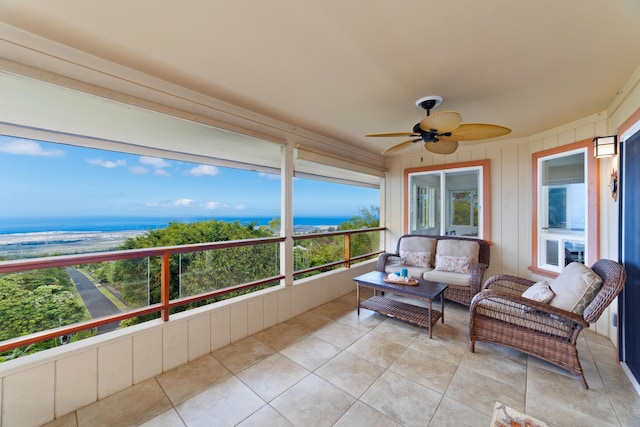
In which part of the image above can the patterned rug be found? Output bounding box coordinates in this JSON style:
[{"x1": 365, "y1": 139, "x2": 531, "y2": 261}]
[{"x1": 491, "y1": 402, "x2": 550, "y2": 427}]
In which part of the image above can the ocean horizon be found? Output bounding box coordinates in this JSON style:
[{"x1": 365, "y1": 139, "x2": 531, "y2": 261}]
[
  {"x1": 0, "y1": 215, "x2": 352, "y2": 235},
  {"x1": 0, "y1": 215, "x2": 354, "y2": 258}
]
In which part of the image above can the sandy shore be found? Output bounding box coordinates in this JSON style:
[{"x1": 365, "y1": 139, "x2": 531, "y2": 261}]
[{"x1": 0, "y1": 230, "x2": 146, "y2": 258}]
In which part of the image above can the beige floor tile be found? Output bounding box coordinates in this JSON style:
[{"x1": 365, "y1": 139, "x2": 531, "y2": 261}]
[
  {"x1": 138, "y1": 408, "x2": 186, "y2": 427},
  {"x1": 370, "y1": 317, "x2": 422, "y2": 346},
  {"x1": 312, "y1": 320, "x2": 368, "y2": 349},
  {"x1": 156, "y1": 354, "x2": 232, "y2": 404},
  {"x1": 459, "y1": 346, "x2": 527, "y2": 387},
  {"x1": 597, "y1": 358, "x2": 639, "y2": 394},
  {"x1": 428, "y1": 396, "x2": 492, "y2": 427},
  {"x1": 409, "y1": 330, "x2": 468, "y2": 365},
  {"x1": 526, "y1": 353, "x2": 605, "y2": 390},
  {"x1": 212, "y1": 336, "x2": 275, "y2": 373},
  {"x1": 51, "y1": 289, "x2": 638, "y2": 427},
  {"x1": 584, "y1": 328, "x2": 617, "y2": 347},
  {"x1": 237, "y1": 353, "x2": 309, "y2": 401},
  {"x1": 333, "y1": 401, "x2": 402, "y2": 427},
  {"x1": 588, "y1": 339, "x2": 620, "y2": 365},
  {"x1": 252, "y1": 322, "x2": 308, "y2": 350},
  {"x1": 41, "y1": 412, "x2": 77, "y2": 427},
  {"x1": 345, "y1": 333, "x2": 406, "y2": 369},
  {"x1": 270, "y1": 374, "x2": 356, "y2": 427},
  {"x1": 76, "y1": 379, "x2": 171, "y2": 427},
  {"x1": 315, "y1": 351, "x2": 385, "y2": 398},
  {"x1": 279, "y1": 335, "x2": 341, "y2": 371},
  {"x1": 609, "y1": 387, "x2": 640, "y2": 427},
  {"x1": 310, "y1": 300, "x2": 355, "y2": 320},
  {"x1": 526, "y1": 364, "x2": 620, "y2": 426},
  {"x1": 361, "y1": 370, "x2": 442, "y2": 426},
  {"x1": 469, "y1": 340, "x2": 528, "y2": 364},
  {"x1": 236, "y1": 404, "x2": 295, "y2": 427},
  {"x1": 335, "y1": 307, "x2": 386, "y2": 331},
  {"x1": 284, "y1": 311, "x2": 333, "y2": 334},
  {"x1": 176, "y1": 376, "x2": 265, "y2": 426},
  {"x1": 445, "y1": 367, "x2": 524, "y2": 417},
  {"x1": 389, "y1": 346, "x2": 457, "y2": 394}
]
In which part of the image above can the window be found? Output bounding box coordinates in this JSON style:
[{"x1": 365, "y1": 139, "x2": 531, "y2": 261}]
[
  {"x1": 405, "y1": 160, "x2": 490, "y2": 239},
  {"x1": 532, "y1": 139, "x2": 598, "y2": 275}
]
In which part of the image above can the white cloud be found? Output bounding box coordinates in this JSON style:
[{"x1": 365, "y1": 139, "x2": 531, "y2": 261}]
[
  {"x1": 129, "y1": 166, "x2": 150, "y2": 174},
  {"x1": 145, "y1": 198, "x2": 195, "y2": 208},
  {"x1": 173, "y1": 198, "x2": 195, "y2": 207},
  {"x1": 0, "y1": 139, "x2": 65, "y2": 157},
  {"x1": 258, "y1": 172, "x2": 280, "y2": 180},
  {"x1": 86, "y1": 158, "x2": 126, "y2": 168},
  {"x1": 206, "y1": 201, "x2": 220, "y2": 210},
  {"x1": 235, "y1": 204, "x2": 247, "y2": 210},
  {"x1": 154, "y1": 169, "x2": 170, "y2": 176},
  {"x1": 139, "y1": 156, "x2": 169, "y2": 168},
  {"x1": 188, "y1": 164, "x2": 220, "y2": 176}
]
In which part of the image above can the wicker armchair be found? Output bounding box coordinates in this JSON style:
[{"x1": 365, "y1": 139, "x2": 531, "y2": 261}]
[{"x1": 469, "y1": 259, "x2": 626, "y2": 389}]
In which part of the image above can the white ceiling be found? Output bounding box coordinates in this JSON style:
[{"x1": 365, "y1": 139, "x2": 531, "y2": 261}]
[{"x1": 1, "y1": 0, "x2": 640, "y2": 156}]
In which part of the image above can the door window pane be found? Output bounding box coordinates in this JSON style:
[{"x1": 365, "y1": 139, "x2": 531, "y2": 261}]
[{"x1": 408, "y1": 165, "x2": 484, "y2": 237}]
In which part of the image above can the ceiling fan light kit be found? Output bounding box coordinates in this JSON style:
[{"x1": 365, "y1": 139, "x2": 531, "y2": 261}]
[{"x1": 367, "y1": 95, "x2": 511, "y2": 155}]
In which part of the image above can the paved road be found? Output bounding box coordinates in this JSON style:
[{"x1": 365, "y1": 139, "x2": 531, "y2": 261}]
[{"x1": 67, "y1": 268, "x2": 120, "y2": 333}]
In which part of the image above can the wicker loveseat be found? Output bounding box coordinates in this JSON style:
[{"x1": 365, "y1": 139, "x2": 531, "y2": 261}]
[
  {"x1": 377, "y1": 234, "x2": 490, "y2": 306},
  {"x1": 469, "y1": 259, "x2": 626, "y2": 389}
]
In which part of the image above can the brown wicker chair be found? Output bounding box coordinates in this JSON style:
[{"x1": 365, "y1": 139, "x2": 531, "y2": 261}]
[{"x1": 469, "y1": 259, "x2": 626, "y2": 389}]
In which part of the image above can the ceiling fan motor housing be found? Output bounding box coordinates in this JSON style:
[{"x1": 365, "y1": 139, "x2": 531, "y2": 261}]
[{"x1": 412, "y1": 122, "x2": 450, "y2": 142}]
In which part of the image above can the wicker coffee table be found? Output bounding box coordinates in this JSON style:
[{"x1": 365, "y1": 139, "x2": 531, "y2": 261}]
[{"x1": 353, "y1": 271, "x2": 448, "y2": 338}]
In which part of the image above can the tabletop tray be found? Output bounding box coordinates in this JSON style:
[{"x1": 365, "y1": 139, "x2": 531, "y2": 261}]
[{"x1": 383, "y1": 277, "x2": 419, "y2": 286}]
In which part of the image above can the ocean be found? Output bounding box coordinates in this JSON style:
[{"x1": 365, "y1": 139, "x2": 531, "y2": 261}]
[{"x1": 0, "y1": 215, "x2": 352, "y2": 258}]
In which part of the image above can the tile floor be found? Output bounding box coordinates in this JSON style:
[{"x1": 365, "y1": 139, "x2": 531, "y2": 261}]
[{"x1": 44, "y1": 289, "x2": 640, "y2": 426}]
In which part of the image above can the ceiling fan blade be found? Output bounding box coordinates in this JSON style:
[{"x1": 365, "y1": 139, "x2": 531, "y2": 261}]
[
  {"x1": 448, "y1": 123, "x2": 512, "y2": 141},
  {"x1": 365, "y1": 132, "x2": 419, "y2": 137},
  {"x1": 382, "y1": 139, "x2": 421, "y2": 155},
  {"x1": 419, "y1": 111, "x2": 462, "y2": 133},
  {"x1": 424, "y1": 140, "x2": 459, "y2": 155}
]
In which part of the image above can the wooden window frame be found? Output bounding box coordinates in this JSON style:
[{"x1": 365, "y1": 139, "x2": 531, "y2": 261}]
[
  {"x1": 404, "y1": 160, "x2": 491, "y2": 241},
  {"x1": 530, "y1": 139, "x2": 599, "y2": 277}
]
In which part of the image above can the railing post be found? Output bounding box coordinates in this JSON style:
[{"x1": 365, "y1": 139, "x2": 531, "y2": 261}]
[
  {"x1": 344, "y1": 233, "x2": 351, "y2": 268},
  {"x1": 161, "y1": 252, "x2": 170, "y2": 321}
]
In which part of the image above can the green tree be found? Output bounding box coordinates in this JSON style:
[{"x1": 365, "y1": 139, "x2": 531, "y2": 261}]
[
  {"x1": 0, "y1": 271, "x2": 87, "y2": 346},
  {"x1": 338, "y1": 205, "x2": 380, "y2": 259},
  {"x1": 111, "y1": 219, "x2": 279, "y2": 324},
  {"x1": 295, "y1": 206, "x2": 380, "y2": 277}
]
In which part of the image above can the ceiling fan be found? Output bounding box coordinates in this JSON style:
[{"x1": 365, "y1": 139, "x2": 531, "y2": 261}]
[{"x1": 366, "y1": 96, "x2": 512, "y2": 155}]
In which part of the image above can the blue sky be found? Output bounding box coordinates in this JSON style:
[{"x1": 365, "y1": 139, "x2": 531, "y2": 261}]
[{"x1": 0, "y1": 135, "x2": 379, "y2": 218}]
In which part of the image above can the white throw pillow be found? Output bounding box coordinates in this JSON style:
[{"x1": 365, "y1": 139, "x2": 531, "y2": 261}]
[
  {"x1": 522, "y1": 280, "x2": 555, "y2": 304},
  {"x1": 549, "y1": 262, "x2": 603, "y2": 315},
  {"x1": 435, "y1": 254, "x2": 472, "y2": 273},
  {"x1": 399, "y1": 249, "x2": 431, "y2": 268}
]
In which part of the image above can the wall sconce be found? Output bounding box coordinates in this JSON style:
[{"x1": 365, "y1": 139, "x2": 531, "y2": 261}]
[{"x1": 593, "y1": 135, "x2": 617, "y2": 158}]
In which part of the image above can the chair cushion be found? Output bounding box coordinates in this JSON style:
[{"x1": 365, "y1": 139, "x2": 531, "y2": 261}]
[
  {"x1": 522, "y1": 280, "x2": 555, "y2": 304},
  {"x1": 549, "y1": 262, "x2": 603, "y2": 315},
  {"x1": 436, "y1": 239, "x2": 480, "y2": 265},
  {"x1": 399, "y1": 237, "x2": 437, "y2": 267},
  {"x1": 476, "y1": 297, "x2": 573, "y2": 339},
  {"x1": 423, "y1": 270, "x2": 471, "y2": 287},
  {"x1": 400, "y1": 249, "x2": 431, "y2": 268},
  {"x1": 435, "y1": 254, "x2": 472, "y2": 273}
]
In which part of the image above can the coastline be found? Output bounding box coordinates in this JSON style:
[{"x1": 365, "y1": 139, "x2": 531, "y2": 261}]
[{"x1": 0, "y1": 218, "x2": 346, "y2": 259}]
